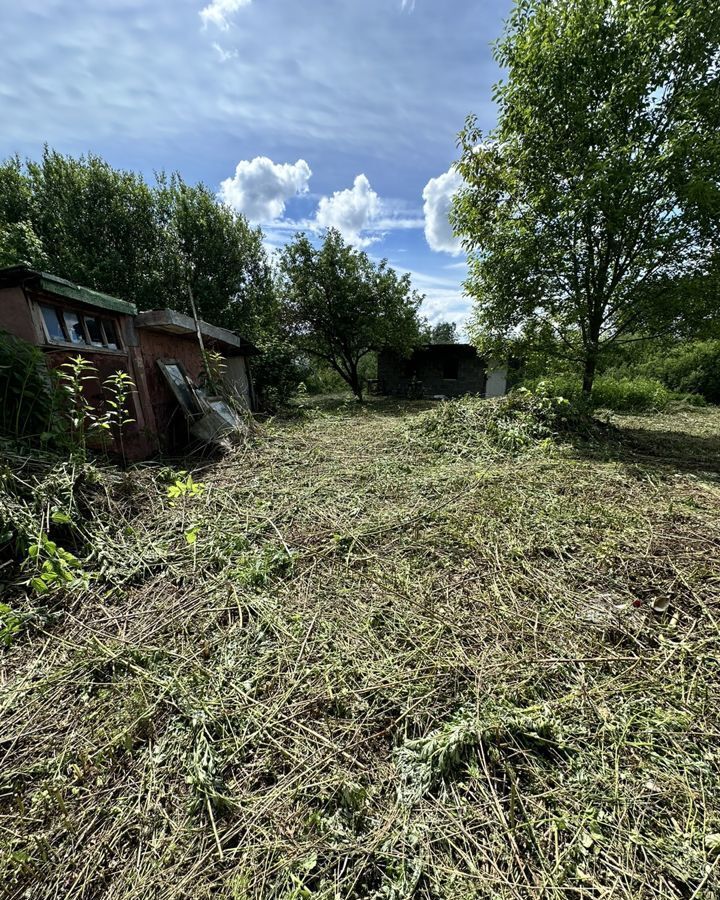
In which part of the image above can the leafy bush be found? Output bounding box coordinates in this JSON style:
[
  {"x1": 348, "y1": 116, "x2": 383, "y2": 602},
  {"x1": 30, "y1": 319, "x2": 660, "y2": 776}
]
[
  {"x1": 299, "y1": 361, "x2": 347, "y2": 396},
  {"x1": 526, "y1": 374, "x2": 705, "y2": 412},
  {"x1": 0, "y1": 331, "x2": 62, "y2": 446},
  {"x1": 639, "y1": 340, "x2": 720, "y2": 404},
  {"x1": 251, "y1": 336, "x2": 305, "y2": 411},
  {"x1": 411, "y1": 387, "x2": 596, "y2": 455}
]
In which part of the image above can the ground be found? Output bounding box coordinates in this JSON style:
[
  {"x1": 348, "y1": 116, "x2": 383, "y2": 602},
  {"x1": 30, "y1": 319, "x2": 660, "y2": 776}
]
[{"x1": 2, "y1": 399, "x2": 720, "y2": 899}]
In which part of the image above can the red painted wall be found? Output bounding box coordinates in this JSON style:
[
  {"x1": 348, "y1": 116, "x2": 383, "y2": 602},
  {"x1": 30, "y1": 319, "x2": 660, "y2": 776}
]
[
  {"x1": 0, "y1": 287, "x2": 39, "y2": 343},
  {"x1": 137, "y1": 329, "x2": 206, "y2": 452}
]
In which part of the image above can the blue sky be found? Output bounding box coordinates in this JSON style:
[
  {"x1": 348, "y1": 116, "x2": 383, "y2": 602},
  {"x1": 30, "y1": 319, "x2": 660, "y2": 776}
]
[{"x1": 0, "y1": 0, "x2": 512, "y2": 329}]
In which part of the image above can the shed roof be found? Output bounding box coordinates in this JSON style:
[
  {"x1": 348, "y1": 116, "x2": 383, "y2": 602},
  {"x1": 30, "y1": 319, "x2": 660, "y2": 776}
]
[
  {"x1": 135, "y1": 309, "x2": 259, "y2": 355},
  {"x1": 0, "y1": 266, "x2": 138, "y2": 316},
  {"x1": 380, "y1": 343, "x2": 480, "y2": 358}
]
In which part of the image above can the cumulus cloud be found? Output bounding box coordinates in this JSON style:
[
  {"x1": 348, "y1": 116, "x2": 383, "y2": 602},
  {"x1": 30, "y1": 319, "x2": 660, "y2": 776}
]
[
  {"x1": 315, "y1": 174, "x2": 381, "y2": 247},
  {"x1": 219, "y1": 157, "x2": 312, "y2": 223},
  {"x1": 422, "y1": 167, "x2": 463, "y2": 255},
  {"x1": 200, "y1": 0, "x2": 252, "y2": 31}
]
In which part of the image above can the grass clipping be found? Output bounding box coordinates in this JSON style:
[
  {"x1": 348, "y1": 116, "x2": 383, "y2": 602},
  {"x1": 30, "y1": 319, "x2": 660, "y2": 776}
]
[
  {"x1": 409, "y1": 388, "x2": 602, "y2": 456},
  {"x1": 1, "y1": 403, "x2": 720, "y2": 899}
]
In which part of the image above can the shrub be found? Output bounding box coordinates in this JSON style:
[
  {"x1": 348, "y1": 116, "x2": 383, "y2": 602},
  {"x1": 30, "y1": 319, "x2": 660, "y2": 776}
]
[
  {"x1": 526, "y1": 373, "x2": 705, "y2": 412},
  {"x1": 640, "y1": 340, "x2": 720, "y2": 404},
  {"x1": 0, "y1": 331, "x2": 62, "y2": 446}
]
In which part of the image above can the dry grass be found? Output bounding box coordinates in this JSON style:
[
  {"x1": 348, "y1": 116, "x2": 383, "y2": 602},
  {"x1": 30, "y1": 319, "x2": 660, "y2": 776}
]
[{"x1": 1, "y1": 398, "x2": 720, "y2": 899}]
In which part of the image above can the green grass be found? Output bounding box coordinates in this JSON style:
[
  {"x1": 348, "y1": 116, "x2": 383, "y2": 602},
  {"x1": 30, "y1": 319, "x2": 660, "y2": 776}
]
[{"x1": 1, "y1": 399, "x2": 720, "y2": 899}]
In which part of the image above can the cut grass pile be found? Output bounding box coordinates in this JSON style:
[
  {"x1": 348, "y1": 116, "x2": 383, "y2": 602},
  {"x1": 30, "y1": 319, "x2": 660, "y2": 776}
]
[{"x1": 1, "y1": 399, "x2": 720, "y2": 899}]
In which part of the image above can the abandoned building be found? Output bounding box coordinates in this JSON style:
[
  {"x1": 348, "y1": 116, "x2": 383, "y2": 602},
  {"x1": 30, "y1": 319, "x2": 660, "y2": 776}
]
[
  {"x1": 377, "y1": 343, "x2": 508, "y2": 400},
  {"x1": 0, "y1": 266, "x2": 258, "y2": 459}
]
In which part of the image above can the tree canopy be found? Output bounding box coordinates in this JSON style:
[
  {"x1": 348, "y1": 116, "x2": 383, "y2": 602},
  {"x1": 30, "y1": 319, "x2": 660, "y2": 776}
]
[
  {"x1": 428, "y1": 321, "x2": 458, "y2": 344},
  {"x1": 454, "y1": 0, "x2": 720, "y2": 393},
  {"x1": 278, "y1": 229, "x2": 424, "y2": 400}
]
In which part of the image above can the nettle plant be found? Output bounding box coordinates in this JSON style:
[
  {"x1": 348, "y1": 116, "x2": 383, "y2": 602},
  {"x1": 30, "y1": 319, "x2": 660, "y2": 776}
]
[{"x1": 58, "y1": 356, "x2": 136, "y2": 462}]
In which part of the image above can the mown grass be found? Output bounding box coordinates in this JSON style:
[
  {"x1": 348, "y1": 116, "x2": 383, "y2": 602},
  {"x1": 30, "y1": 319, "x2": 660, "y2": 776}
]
[{"x1": 1, "y1": 399, "x2": 720, "y2": 899}]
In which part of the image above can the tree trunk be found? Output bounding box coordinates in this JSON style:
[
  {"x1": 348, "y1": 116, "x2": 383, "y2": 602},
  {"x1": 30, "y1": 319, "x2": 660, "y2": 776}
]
[
  {"x1": 582, "y1": 350, "x2": 597, "y2": 396},
  {"x1": 349, "y1": 366, "x2": 363, "y2": 403}
]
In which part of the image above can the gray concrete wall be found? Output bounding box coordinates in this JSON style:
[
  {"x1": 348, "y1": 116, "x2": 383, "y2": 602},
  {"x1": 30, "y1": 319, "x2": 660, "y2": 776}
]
[{"x1": 378, "y1": 347, "x2": 488, "y2": 398}]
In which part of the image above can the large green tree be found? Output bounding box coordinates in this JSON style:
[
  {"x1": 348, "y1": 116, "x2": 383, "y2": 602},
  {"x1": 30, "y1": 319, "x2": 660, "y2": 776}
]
[
  {"x1": 454, "y1": 0, "x2": 720, "y2": 394},
  {"x1": 278, "y1": 229, "x2": 424, "y2": 400}
]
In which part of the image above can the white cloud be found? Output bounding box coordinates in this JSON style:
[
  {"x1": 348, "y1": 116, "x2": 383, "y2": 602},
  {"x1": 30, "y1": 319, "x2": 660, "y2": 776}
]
[
  {"x1": 397, "y1": 267, "x2": 471, "y2": 330},
  {"x1": 200, "y1": 0, "x2": 252, "y2": 31},
  {"x1": 219, "y1": 156, "x2": 312, "y2": 223},
  {"x1": 211, "y1": 42, "x2": 238, "y2": 62},
  {"x1": 422, "y1": 167, "x2": 463, "y2": 255},
  {"x1": 315, "y1": 174, "x2": 382, "y2": 247}
]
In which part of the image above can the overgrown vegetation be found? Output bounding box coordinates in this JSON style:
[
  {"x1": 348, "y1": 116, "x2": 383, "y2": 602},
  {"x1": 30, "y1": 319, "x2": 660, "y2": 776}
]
[
  {"x1": 2, "y1": 398, "x2": 719, "y2": 899},
  {"x1": 522, "y1": 373, "x2": 705, "y2": 413},
  {"x1": 0, "y1": 331, "x2": 61, "y2": 446},
  {"x1": 0, "y1": 150, "x2": 300, "y2": 407}
]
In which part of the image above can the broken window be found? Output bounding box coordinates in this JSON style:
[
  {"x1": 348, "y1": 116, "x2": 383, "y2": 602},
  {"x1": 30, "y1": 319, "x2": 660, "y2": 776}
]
[
  {"x1": 40, "y1": 305, "x2": 66, "y2": 343},
  {"x1": 39, "y1": 303, "x2": 123, "y2": 351},
  {"x1": 157, "y1": 359, "x2": 204, "y2": 421}
]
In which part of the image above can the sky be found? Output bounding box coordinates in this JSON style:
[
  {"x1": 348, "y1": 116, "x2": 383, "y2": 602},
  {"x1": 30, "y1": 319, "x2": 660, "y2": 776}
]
[{"x1": 0, "y1": 0, "x2": 512, "y2": 330}]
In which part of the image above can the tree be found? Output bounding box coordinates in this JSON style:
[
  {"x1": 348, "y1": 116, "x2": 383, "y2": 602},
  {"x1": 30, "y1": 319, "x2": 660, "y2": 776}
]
[
  {"x1": 278, "y1": 229, "x2": 424, "y2": 400},
  {"x1": 454, "y1": 0, "x2": 720, "y2": 394},
  {"x1": 428, "y1": 321, "x2": 458, "y2": 344},
  {"x1": 25, "y1": 149, "x2": 162, "y2": 307},
  {"x1": 156, "y1": 175, "x2": 276, "y2": 331}
]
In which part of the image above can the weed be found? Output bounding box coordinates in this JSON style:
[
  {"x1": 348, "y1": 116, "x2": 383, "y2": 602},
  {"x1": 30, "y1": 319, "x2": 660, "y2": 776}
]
[
  {"x1": 0, "y1": 602, "x2": 23, "y2": 647},
  {"x1": 26, "y1": 534, "x2": 88, "y2": 596},
  {"x1": 166, "y1": 472, "x2": 205, "y2": 505}
]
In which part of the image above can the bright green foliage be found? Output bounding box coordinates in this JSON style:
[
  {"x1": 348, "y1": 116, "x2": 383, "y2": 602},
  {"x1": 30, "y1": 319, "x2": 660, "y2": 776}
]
[
  {"x1": 528, "y1": 373, "x2": 704, "y2": 411},
  {"x1": 27, "y1": 534, "x2": 87, "y2": 596},
  {"x1": 166, "y1": 473, "x2": 205, "y2": 506},
  {"x1": 278, "y1": 229, "x2": 425, "y2": 400},
  {"x1": 23, "y1": 149, "x2": 159, "y2": 305},
  {"x1": 0, "y1": 603, "x2": 22, "y2": 647},
  {"x1": 103, "y1": 370, "x2": 136, "y2": 465},
  {"x1": 455, "y1": 0, "x2": 720, "y2": 394},
  {"x1": 58, "y1": 356, "x2": 111, "y2": 459},
  {"x1": 154, "y1": 175, "x2": 275, "y2": 339},
  {"x1": 639, "y1": 339, "x2": 720, "y2": 403},
  {"x1": 0, "y1": 220, "x2": 47, "y2": 269}
]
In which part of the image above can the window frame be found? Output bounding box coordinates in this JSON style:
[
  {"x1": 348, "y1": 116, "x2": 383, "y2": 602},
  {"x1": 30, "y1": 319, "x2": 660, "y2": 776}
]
[{"x1": 37, "y1": 301, "x2": 125, "y2": 354}]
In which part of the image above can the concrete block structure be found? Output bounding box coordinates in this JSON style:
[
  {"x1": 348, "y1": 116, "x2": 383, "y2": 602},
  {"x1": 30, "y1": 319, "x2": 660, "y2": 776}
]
[{"x1": 377, "y1": 343, "x2": 507, "y2": 400}]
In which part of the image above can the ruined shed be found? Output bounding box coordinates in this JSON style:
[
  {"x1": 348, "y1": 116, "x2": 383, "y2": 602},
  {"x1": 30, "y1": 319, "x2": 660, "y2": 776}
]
[
  {"x1": 377, "y1": 343, "x2": 507, "y2": 399},
  {"x1": 0, "y1": 266, "x2": 258, "y2": 458}
]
